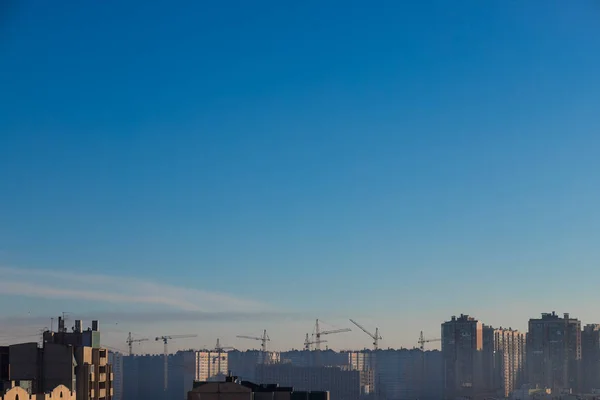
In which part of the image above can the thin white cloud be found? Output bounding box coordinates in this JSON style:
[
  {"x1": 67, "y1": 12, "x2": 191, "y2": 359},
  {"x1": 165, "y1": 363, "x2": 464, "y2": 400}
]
[{"x1": 0, "y1": 266, "x2": 271, "y2": 313}]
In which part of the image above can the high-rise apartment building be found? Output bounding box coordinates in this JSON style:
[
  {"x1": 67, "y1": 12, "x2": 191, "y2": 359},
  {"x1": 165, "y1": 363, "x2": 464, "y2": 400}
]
[
  {"x1": 581, "y1": 324, "x2": 600, "y2": 393},
  {"x1": 442, "y1": 314, "x2": 484, "y2": 399},
  {"x1": 108, "y1": 352, "x2": 123, "y2": 400},
  {"x1": 482, "y1": 326, "x2": 526, "y2": 397},
  {"x1": 527, "y1": 312, "x2": 581, "y2": 393}
]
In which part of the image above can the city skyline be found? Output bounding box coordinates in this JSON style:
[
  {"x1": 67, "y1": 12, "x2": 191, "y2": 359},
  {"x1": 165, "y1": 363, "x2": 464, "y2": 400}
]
[
  {"x1": 2, "y1": 1, "x2": 600, "y2": 352},
  {"x1": 2, "y1": 309, "x2": 600, "y2": 355}
]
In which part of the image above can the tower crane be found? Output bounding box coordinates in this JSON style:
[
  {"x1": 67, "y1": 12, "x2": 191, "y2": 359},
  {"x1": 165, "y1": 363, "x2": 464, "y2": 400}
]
[
  {"x1": 126, "y1": 332, "x2": 149, "y2": 356},
  {"x1": 213, "y1": 338, "x2": 234, "y2": 373},
  {"x1": 349, "y1": 319, "x2": 382, "y2": 350},
  {"x1": 313, "y1": 319, "x2": 351, "y2": 351},
  {"x1": 236, "y1": 329, "x2": 270, "y2": 353},
  {"x1": 303, "y1": 333, "x2": 327, "y2": 350},
  {"x1": 237, "y1": 330, "x2": 271, "y2": 364},
  {"x1": 155, "y1": 334, "x2": 198, "y2": 393},
  {"x1": 418, "y1": 331, "x2": 441, "y2": 351}
]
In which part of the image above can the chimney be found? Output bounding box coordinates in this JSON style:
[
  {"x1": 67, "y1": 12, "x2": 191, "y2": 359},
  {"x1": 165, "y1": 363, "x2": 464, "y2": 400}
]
[
  {"x1": 92, "y1": 320, "x2": 99, "y2": 331},
  {"x1": 74, "y1": 320, "x2": 82, "y2": 333}
]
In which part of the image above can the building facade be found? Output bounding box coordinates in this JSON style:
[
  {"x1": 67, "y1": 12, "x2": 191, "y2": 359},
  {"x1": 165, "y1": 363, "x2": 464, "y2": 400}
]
[
  {"x1": 527, "y1": 312, "x2": 581, "y2": 393},
  {"x1": 582, "y1": 324, "x2": 600, "y2": 393},
  {"x1": 229, "y1": 351, "x2": 280, "y2": 382},
  {"x1": 42, "y1": 318, "x2": 113, "y2": 400},
  {"x1": 108, "y1": 352, "x2": 123, "y2": 400},
  {"x1": 442, "y1": 314, "x2": 484, "y2": 400},
  {"x1": 482, "y1": 326, "x2": 526, "y2": 397}
]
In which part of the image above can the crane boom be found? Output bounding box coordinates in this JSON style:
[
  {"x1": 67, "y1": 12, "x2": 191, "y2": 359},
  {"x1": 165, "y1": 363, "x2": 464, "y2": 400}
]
[
  {"x1": 313, "y1": 319, "x2": 351, "y2": 353},
  {"x1": 236, "y1": 329, "x2": 270, "y2": 362},
  {"x1": 321, "y1": 328, "x2": 352, "y2": 335},
  {"x1": 304, "y1": 333, "x2": 328, "y2": 350},
  {"x1": 418, "y1": 331, "x2": 441, "y2": 351},
  {"x1": 349, "y1": 319, "x2": 382, "y2": 350}
]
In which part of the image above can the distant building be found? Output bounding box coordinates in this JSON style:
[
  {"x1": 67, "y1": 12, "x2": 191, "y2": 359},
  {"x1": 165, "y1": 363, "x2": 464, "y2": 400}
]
[
  {"x1": 582, "y1": 324, "x2": 600, "y2": 393},
  {"x1": 108, "y1": 352, "x2": 123, "y2": 400},
  {"x1": 188, "y1": 375, "x2": 329, "y2": 400},
  {"x1": 482, "y1": 326, "x2": 526, "y2": 397},
  {"x1": 228, "y1": 350, "x2": 280, "y2": 382},
  {"x1": 123, "y1": 350, "x2": 231, "y2": 400},
  {"x1": 441, "y1": 314, "x2": 484, "y2": 400},
  {"x1": 123, "y1": 354, "x2": 163, "y2": 400},
  {"x1": 527, "y1": 312, "x2": 581, "y2": 393},
  {"x1": 280, "y1": 350, "x2": 347, "y2": 369},
  {"x1": 256, "y1": 364, "x2": 371, "y2": 400}
]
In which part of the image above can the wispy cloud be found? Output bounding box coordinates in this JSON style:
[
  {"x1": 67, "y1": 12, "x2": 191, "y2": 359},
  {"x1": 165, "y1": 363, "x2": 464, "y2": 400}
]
[{"x1": 0, "y1": 266, "x2": 272, "y2": 313}]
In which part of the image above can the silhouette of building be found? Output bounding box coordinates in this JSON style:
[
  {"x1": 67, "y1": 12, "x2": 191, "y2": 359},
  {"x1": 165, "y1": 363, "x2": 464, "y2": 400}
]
[
  {"x1": 482, "y1": 326, "x2": 526, "y2": 397},
  {"x1": 0, "y1": 346, "x2": 9, "y2": 393},
  {"x1": 442, "y1": 314, "x2": 484, "y2": 400},
  {"x1": 582, "y1": 324, "x2": 600, "y2": 393},
  {"x1": 187, "y1": 375, "x2": 329, "y2": 400},
  {"x1": 256, "y1": 364, "x2": 371, "y2": 400},
  {"x1": 527, "y1": 312, "x2": 581, "y2": 393}
]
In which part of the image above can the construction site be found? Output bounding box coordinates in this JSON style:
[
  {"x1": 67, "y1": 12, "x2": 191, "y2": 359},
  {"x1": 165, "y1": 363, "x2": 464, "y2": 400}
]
[{"x1": 119, "y1": 319, "x2": 443, "y2": 400}]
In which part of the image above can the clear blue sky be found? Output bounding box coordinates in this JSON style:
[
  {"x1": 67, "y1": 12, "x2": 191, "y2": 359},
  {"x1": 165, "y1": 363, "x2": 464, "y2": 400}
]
[{"x1": 1, "y1": 1, "x2": 600, "y2": 350}]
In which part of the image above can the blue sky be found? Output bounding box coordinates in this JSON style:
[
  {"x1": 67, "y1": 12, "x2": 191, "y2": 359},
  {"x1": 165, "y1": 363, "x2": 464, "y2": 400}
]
[{"x1": 1, "y1": 1, "x2": 600, "y2": 351}]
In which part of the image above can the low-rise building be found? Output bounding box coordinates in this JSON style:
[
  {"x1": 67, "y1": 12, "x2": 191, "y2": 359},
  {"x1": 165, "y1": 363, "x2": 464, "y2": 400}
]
[
  {"x1": 188, "y1": 375, "x2": 329, "y2": 400},
  {"x1": 0, "y1": 385, "x2": 75, "y2": 400},
  {"x1": 256, "y1": 364, "x2": 370, "y2": 400}
]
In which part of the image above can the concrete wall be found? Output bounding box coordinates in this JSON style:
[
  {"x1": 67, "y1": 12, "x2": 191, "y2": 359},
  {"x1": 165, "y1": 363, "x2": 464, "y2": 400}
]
[
  {"x1": 42, "y1": 344, "x2": 75, "y2": 392},
  {"x1": 9, "y1": 343, "x2": 39, "y2": 381}
]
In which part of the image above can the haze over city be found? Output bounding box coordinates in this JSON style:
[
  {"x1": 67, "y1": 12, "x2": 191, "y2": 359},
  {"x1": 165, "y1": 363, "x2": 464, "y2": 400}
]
[{"x1": 2, "y1": 0, "x2": 600, "y2": 355}]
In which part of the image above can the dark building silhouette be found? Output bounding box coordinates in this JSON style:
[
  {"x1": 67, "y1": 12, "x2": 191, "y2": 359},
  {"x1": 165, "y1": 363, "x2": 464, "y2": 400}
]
[
  {"x1": 256, "y1": 364, "x2": 369, "y2": 400},
  {"x1": 527, "y1": 312, "x2": 581, "y2": 393},
  {"x1": 442, "y1": 314, "x2": 484, "y2": 399},
  {"x1": 188, "y1": 375, "x2": 329, "y2": 400},
  {"x1": 582, "y1": 324, "x2": 600, "y2": 393}
]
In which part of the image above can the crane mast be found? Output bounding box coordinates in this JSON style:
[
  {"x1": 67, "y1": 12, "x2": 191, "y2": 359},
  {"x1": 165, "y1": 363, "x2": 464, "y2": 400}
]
[
  {"x1": 155, "y1": 334, "x2": 198, "y2": 394},
  {"x1": 214, "y1": 338, "x2": 234, "y2": 373},
  {"x1": 236, "y1": 329, "x2": 270, "y2": 352},
  {"x1": 313, "y1": 319, "x2": 351, "y2": 351},
  {"x1": 126, "y1": 332, "x2": 149, "y2": 356},
  {"x1": 418, "y1": 331, "x2": 441, "y2": 351}
]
